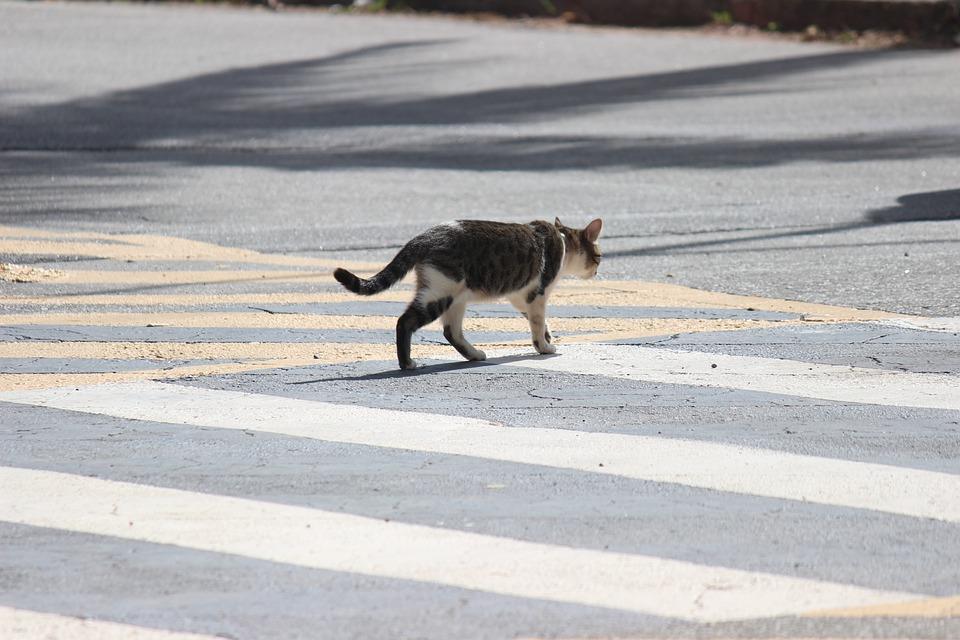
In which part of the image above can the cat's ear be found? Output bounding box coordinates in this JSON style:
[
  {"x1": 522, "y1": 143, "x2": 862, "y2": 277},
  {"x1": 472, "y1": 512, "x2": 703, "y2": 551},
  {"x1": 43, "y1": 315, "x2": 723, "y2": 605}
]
[
  {"x1": 584, "y1": 218, "x2": 603, "y2": 242},
  {"x1": 554, "y1": 217, "x2": 563, "y2": 228}
]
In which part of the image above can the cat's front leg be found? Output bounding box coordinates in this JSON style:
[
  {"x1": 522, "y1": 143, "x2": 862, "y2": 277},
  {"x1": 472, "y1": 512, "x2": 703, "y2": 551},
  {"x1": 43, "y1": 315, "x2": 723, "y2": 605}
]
[{"x1": 525, "y1": 295, "x2": 556, "y2": 355}]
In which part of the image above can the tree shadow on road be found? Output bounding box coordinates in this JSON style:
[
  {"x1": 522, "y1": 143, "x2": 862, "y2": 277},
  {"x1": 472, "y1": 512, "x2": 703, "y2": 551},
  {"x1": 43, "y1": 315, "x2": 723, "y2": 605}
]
[
  {"x1": 3, "y1": 42, "x2": 958, "y2": 172},
  {"x1": 867, "y1": 188, "x2": 960, "y2": 224},
  {"x1": 604, "y1": 188, "x2": 960, "y2": 258},
  {"x1": 4, "y1": 40, "x2": 958, "y2": 231}
]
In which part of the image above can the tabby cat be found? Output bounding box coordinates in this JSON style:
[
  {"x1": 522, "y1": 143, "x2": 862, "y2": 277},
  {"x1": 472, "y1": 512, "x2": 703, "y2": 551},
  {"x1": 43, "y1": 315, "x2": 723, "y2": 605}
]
[{"x1": 334, "y1": 217, "x2": 603, "y2": 370}]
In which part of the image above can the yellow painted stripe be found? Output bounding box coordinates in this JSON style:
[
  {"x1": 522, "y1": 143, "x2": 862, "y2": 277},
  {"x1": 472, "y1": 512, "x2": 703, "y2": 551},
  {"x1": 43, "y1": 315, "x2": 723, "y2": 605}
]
[
  {"x1": 0, "y1": 291, "x2": 415, "y2": 306},
  {"x1": 0, "y1": 263, "x2": 64, "y2": 283},
  {"x1": 805, "y1": 594, "x2": 960, "y2": 618},
  {"x1": 0, "y1": 341, "x2": 400, "y2": 361},
  {"x1": 31, "y1": 269, "x2": 345, "y2": 286},
  {"x1": 0, "y1": 225, "x2": 380, "y2": 270},
  {"x1": 0, "y1": 342, "x2": 512, "y2": 391},
  {"x1": 0, "y1": 223, "x2": 907, "y2": 322},
  {"x1": 556, "y1": 279, "x2": 904, "y2": 321},
  {"x1": 0, "y1": 311, "x2": 786, "y2": 335},
  {"x1": 0, "y1": 359, "x2": 310, "y2": 392},
  {"x1": 0, "y1": 226, "x2": 122, "y2": 240},
  {"x1": 2, "y1": 281, "x2": 903, "y2": 322}
]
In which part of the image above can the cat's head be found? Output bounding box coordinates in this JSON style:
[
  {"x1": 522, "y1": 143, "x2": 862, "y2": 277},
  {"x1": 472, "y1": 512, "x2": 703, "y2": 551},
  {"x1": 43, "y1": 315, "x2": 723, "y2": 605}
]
[{"x1": 556, "y1": 217, "x2": 603, "y2": 279}]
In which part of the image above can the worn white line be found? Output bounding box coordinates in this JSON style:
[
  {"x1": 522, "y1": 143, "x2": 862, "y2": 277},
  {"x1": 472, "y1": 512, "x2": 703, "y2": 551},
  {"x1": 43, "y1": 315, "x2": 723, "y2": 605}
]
[
  {"x1": 878, "y1": 317, "x2": 960, "y2": 334},
  {"x1": 0, "y1": 605, "x2": 220, "y2": 640},
  {"x1": 500, "y1": 344, "x2": 960, "y2": 412},
  {"x1": 0, "y1": 467, "x2": 919, "y2": 623},
  {"x1": 3, "y1": 381, "x2": 959, "y2": 523}
]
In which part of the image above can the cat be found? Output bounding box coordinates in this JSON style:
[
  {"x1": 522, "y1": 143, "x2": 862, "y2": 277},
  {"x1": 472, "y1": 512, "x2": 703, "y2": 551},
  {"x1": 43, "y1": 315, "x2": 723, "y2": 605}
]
[{"x1": 334, "y1": 217, "x2": 603, "y2": 370}]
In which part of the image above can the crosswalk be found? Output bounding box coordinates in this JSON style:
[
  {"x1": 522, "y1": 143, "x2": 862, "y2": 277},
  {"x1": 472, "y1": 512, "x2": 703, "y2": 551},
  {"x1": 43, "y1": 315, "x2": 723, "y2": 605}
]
[
  {"x1": 2, "y1": 224, "x2": 959, "y2": 638},
  {"x1": 5, "y1": 379, "x2": 960, "y2": 523}
]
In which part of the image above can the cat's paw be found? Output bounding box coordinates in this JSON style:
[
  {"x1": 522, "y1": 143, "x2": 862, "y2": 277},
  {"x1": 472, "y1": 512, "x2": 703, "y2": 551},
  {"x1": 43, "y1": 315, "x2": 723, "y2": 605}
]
[
  {"x1": 535, "y1": 340, "x2": 557, "y2": 355},
  {"x1": 399, "y1": 359, "x2": 419, "y2": 370},
  {"x1": 469, "y1": 350, "x2": 487, "y2": 362}
]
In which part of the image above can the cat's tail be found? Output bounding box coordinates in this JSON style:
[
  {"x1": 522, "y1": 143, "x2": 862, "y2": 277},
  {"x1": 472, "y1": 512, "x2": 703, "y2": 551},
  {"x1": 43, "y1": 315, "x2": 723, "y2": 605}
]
[{"x1": 333, "y1": 244, "x2": 418, "y2": 296}]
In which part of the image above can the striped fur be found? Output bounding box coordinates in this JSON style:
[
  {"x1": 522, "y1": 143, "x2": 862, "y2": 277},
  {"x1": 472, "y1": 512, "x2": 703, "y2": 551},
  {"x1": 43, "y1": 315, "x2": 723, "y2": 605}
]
[
  {"x1": 333, "y1": 245, "x2": 419, "y2": 296},
  {"x1": 334, "y1": 218, "x2": 603, "y2": 369}
]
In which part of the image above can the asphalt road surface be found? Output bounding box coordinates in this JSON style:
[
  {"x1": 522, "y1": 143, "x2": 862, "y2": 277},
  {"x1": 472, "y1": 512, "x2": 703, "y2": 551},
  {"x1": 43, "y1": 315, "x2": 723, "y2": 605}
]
[{"x1": 1, "y1": 2, "x2": 959, "y2": 639}]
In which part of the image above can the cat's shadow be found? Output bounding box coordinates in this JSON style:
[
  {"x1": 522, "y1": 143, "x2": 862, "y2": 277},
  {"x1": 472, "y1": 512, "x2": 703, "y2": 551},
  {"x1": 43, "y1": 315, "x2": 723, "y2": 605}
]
[{"x1": 289, "y1": 352, "x2": 558, "y2": 384}]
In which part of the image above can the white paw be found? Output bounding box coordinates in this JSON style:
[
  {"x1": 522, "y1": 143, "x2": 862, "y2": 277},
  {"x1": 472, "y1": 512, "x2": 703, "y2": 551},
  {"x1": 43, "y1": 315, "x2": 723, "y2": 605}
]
[
  {"x1": 400, "y1": 359, "x2": 419, "y2": 370},
  {"x1": 537, "y1": 341, "x2": 557, "y2": 355},
  {"x1": 469, "y1": 350, "x2": 487, "y2": 361}
]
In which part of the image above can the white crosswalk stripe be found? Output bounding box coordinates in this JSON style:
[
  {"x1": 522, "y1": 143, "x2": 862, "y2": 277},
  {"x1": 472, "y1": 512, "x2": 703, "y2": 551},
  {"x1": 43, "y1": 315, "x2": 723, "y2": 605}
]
[
  {"x1": 0, "y1": 606, "x2": 222, "y2": 640},
  {"x1": 497, "y1": 343, "x2": 960, "y2": 411},
  {"x1": 0, "y1": 466, "x2": 921, "y2": 623},
  {"x1": 3, "y1": 367, "x2": 959, "y2": 524}
]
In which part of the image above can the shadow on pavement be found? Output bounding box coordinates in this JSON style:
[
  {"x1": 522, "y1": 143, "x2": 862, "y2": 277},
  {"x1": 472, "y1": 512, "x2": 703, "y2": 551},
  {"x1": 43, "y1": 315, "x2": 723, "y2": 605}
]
[
  {"x1": 867, "y1": 188, "x2": 960, "y2": 223},
  {"x1": 289, "y1": 351, "x2": 555, "y2": 383},
  {"x1": 3, "y1": 43, "x2": 958, "y2": 173},
  {"x1": 3, "y1": 39, "x2": 958, "y2": 239},
  {"x1": 605, "y1": 188, "x2": 960, "y2": 258}
]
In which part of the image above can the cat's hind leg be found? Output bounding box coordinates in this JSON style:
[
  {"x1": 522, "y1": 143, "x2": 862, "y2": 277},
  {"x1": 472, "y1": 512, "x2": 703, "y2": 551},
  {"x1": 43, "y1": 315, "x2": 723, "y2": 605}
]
[
  {"x1": 396, "y1": 266, "x2": 463, "y2": 370},
  {"x1": 441, "y1": 297, "x2": 486, "y2": 362},
  {"x1": 396, "y1": 295, "x2": 454, "y2": 370}
]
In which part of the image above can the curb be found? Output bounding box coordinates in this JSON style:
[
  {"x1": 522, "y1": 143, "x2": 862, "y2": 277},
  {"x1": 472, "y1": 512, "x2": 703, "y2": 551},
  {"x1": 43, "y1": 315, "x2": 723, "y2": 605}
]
[
  {"x1": 725, "y1": 0, "x2": 960, "y2": 36},
  {"x1": 391, "y1": 0, "x2": 960, "y2": 40}
]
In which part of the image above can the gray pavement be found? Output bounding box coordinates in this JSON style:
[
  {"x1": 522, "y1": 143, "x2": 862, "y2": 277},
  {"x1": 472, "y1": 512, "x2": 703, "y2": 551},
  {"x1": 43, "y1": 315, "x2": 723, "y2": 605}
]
[
  {"x1": 1, "y1": 2, "x2": 960, "y2": 638},
  {"x1": 2, "y1": 0, "x2": 959, "y2": 313}
]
